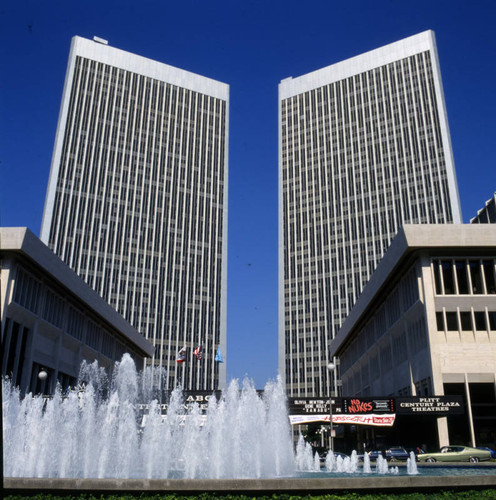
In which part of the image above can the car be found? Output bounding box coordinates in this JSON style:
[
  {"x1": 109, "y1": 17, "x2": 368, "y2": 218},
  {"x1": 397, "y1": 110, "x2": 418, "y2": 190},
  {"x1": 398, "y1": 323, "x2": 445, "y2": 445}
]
[
  {"x1": 358, "y1": 450, "x2": 384, "y2": 461},
  {"x1": 417, "y1": 445, "x2": 492, "y2": 463},
  {"x1": 385, "y1": 446, "x2": 410, "y2": 461},
  {"x1": 477, "y1": 447, "x2": 496, "y2": 459},
  {"x1": 320, "y1": 451, "x2": 349, "y2": 462}
]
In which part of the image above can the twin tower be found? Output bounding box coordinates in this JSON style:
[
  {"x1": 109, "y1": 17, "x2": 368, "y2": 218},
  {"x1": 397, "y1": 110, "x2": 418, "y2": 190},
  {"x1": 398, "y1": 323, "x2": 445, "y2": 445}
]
[{"x1": 40, "y1": 31, "x2": 461, "y2": 394}]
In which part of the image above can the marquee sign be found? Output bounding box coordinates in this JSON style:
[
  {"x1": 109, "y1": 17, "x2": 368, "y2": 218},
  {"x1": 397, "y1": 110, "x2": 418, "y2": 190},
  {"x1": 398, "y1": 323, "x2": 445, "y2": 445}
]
[
  {"x1": 287, "y1": 397, "x2": 396, "y2": 427},
  {"x1": 341, "y1": 398, "x2": 395, "y2": 414},
  {"x1": 287, "y1": 398, "x2": 337, "y2": 415},
  {"x1": 287, "y1": 397, "x2": 395, "y2": 415},
  {"x1": 396, "y1": 396, "x2": 464, "y2": 415},
  {"x1": 287, "y1": 395, "x2": 464, "y2": 426},
  {"x1": 135, "y1": 394, "x2": 464, "y2": 426}
]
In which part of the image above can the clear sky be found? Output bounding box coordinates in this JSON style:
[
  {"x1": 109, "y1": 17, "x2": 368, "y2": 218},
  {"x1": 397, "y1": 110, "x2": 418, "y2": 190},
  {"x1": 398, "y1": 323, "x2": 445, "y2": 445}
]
[{"x1": 1, "y1": 0, "x2": 495, "y2": 388}]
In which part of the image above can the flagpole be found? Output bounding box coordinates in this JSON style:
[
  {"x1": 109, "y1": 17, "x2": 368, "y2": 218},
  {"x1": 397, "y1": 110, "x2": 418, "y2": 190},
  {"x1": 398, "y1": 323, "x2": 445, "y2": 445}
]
[
  {"x1": 214, "y1": 345, "x2": 224, "y2": 390},
  {"x1": 182, "y1": 357, "x2": 185, "y2": 390}
]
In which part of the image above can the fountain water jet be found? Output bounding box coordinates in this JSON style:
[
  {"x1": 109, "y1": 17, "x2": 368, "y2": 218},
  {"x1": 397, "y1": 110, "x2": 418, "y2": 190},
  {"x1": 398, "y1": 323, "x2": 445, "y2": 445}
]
[
  {"x1": 362, "y1": 451, "x2": 372, "y2": 473},
  {"x1": 324, "y1": 450, "x2": 336, "y2": 472},
  {"x1": 407, "y1": 451, "x2": 419, "y2": 475},
  {"x1": 3, "y1": 354, "x2": 418, "y2": 480},
  {"x1": 295, "y1": 434, "x2": 320, "y2": 472},
  {"x1": 3, "y1": 354, "x2": 296, "y2": 479}
]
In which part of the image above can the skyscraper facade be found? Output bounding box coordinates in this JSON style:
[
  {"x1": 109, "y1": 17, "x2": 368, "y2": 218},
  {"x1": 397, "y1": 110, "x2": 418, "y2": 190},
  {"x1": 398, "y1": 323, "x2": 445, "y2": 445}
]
[
  {"x1": 278, "y1": 31, "x2": 462, "y2": 397},
  {"x1": 41, "y1": 36, "x2": 228, "y2": 390},
  {"x1": 471, "y1": 192, "x2": 496, "y2": 224}
]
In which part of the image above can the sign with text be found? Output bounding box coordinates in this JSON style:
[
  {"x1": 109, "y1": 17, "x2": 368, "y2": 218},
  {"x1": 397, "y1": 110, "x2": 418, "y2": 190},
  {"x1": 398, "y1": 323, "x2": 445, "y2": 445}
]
[
  {"x1": 396, "y1": 396, "x2": 464, "y2": 415},
  {"x1": 136, "y1": 394, "x2": 464, "y2": 420},
  {"x1": 341, "y1": 398, "x2": 395, "y2": 414},
  {"x1": 287, "y1": 398, "x2": 340, "y2": 415},
  {"x1": 137, "y1": 391, "x2": 223, "y2": 414},
  {"x1": 288, "y1": 413, "x2": 396, "y2": 427},
  {"x1": 287, "y1": 397, "x2": 395, "y2": 415},
  {"x1": 332, "y1": 414, "x2": 396, "y2": 427}
]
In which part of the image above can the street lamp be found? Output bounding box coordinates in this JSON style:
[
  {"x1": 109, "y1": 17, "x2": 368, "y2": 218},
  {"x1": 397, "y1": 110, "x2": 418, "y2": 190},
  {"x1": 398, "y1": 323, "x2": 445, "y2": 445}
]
[
  {"x1": 328, "y1": 362, "x2": 336, "y2": 452},
  {"x1": 37, "y1": 367, "x2": 49, "y2": 396}
]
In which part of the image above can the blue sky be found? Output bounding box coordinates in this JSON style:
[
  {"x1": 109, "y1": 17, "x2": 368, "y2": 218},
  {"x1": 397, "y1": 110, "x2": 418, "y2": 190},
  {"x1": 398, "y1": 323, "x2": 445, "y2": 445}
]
[{"x1": 1, "y1": 0, "x2": 495, "y2": 388}]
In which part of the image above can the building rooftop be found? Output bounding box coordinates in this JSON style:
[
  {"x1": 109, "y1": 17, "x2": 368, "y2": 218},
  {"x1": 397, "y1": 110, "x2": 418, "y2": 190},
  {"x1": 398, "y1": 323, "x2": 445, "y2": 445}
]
[
  {"x1": 69, "y1": 36, "x2": 229, "y2": 100},
  {"x1": 1, "y1": 227, "x2": 154, "y2": 357},
  {"x1": 279, "y1": 30, "x2": 436, "y2": 99}
]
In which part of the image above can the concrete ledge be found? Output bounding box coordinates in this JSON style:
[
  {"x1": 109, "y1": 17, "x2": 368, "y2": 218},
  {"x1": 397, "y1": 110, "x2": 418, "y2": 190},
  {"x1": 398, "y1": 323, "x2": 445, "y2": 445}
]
[{"x1": 5, "y1": 475, "x2": 496, "y2": 494}]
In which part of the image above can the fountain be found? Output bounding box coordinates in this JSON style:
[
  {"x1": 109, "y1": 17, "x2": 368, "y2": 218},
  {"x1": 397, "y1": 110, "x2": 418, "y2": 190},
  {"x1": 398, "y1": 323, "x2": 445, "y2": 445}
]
[
  {"x1": 4, "y1": 354, "x2": 496, "y2": 496},
  {"x1": 3, "y1": 354, "x2": 420, "y2": 480},
  {"x1": 295, "y1": 433, "x2": 320, "y2": 472},
  {"x1": 324, "y1": 450, "x2": 359, "y2": 474},
  {"x1": 362, "y1": 451, "x2": 372, "y2": 473},
  {"x1": 3, "y1": 354, "x2": 296, "y2": 479},
  {"x1": 407, "y1": 451, "x2": 419, "y2": 475},
  {"x1": 375, "y1": 455, "x2": 399, "y2": 475}
]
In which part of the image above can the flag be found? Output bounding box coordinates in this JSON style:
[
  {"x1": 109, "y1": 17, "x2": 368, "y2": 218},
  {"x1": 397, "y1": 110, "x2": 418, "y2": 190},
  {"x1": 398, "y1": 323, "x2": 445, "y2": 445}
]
[
  {"x1": 193, "y1": 344, "x2": 202, "y2": 360},
  {"x1": 176, "y1": 346, "x2": 187, "y2": 363},
  {"x1": 215, "y1": 346, "x2": 224, "y2": 363}
]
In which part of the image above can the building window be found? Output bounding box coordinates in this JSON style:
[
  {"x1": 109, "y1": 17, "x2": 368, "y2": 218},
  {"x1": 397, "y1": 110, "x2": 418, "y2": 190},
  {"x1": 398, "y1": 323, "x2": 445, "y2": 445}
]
[
  {"x1": 13, "y1": 267, "x2": 41, "y2": 313},
  {"x1": 433, "y1": 259, "x2": 496, "y2": 296},
  {"x1": 483, "y1": 261, "x2": 496, "y2": 294},
  {"x1": 441, "y1": 261, "x2": 455, "y2": 294},
  {"x1": 474, "y1": 311, "x2": 486, "y2": 331},
  {"x1": 42, "y1": 289, "x2": 65, "y2": 329},
  {"x1": 415, "y1": 377, "x2": 432, "y2": 396},
  {"x1": 86, "y1": 321, "x2": 101, "y2": 350},
  {"x1": 67, "y1": 306, "x2": 85, "y2": 341},
  {"x1": 455, "y1": 261, "x2": 469, "y2": 294},
  {"x1": 3, "y1": 319, "x2": 30, "y2": 387},
  {"x1": 469, "y1": 261, "x2": 483, "y2": 294},
  {"x1": 436, "y1": 311, "x2": 444, "y2": 331},
  {"x1": 446, "y1": 312, "x2": 457, "y2": 331},
  {"x1": 460, "y1": 311, "x2": 472, "y2": 331},
  {"x1": 433, "y1": 262, "x2": 442, "y2": 294},
  {"x1": 489, "y1": 311, "x2": 496, "y2": 330}
]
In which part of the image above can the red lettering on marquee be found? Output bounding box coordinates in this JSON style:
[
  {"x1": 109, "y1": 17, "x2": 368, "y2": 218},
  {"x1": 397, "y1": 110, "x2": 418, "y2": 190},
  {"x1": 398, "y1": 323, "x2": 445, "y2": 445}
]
[{"x1": 348, "y1": 398, "x2": 373, "y2": 413}]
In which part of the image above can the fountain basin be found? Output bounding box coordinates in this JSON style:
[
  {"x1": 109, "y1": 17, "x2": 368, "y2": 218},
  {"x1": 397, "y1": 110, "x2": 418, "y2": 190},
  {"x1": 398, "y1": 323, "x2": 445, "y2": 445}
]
[
  {"x1": 4, "y1": 354, "x2": 495, "y2": 494},
  {"x1": 4, "y1": 473, "x2": 496, "y2": 495}
]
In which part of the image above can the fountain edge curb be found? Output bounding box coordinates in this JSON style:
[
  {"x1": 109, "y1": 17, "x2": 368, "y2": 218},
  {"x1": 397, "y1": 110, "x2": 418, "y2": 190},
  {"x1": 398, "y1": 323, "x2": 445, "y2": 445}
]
[{"x1": 4, "y1": 476, "x2": 496, "y2": 493}]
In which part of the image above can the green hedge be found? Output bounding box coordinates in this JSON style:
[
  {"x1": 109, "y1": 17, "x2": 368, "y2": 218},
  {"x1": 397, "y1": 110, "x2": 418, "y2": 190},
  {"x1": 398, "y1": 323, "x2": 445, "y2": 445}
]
[{"x1": 5, "y1": 491, "x2": 496, "y2": 500}]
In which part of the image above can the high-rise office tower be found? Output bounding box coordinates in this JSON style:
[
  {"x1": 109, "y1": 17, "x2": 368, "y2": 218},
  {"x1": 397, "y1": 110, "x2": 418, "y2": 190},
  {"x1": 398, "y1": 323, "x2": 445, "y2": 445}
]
[
  {"x1": 41, "y1": 36, "x2": 228, "y2": 390},
  {"x1": 278, "y1": 31, "x2": 462, "y2": 397}
]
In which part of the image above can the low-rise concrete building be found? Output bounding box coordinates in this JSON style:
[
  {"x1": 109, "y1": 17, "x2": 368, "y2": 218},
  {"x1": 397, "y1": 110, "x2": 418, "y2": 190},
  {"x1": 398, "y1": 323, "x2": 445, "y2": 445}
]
[
  {"x1": 1, "y1": 227, "x2": 154, "y2": 394},
  {"x1": 330, "y1": 224, "x2": 496, "y2": 450}
]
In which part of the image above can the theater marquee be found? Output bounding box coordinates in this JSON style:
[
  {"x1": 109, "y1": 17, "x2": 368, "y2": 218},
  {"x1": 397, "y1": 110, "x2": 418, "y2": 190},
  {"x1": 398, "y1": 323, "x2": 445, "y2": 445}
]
[
  {"x1": 287, "y1": 395, "x2": 464, "y2": 426},
  {"x1": 396, "y1": 396, "x2": 464, "y2": 414}
]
